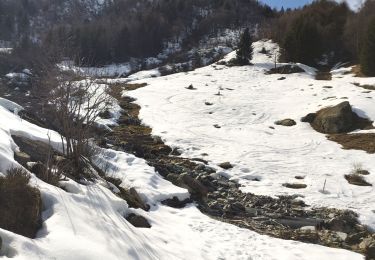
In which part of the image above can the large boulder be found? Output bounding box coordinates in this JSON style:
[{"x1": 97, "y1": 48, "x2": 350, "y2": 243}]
[{"x1": 304, "y1": 102, "x2": 373, "y2": 134}]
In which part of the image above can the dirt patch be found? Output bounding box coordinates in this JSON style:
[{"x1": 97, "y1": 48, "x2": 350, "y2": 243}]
[
  {"x1": 351, "y1": 65, "x2": 367, "y2": 78},
  {"x1": 266, "y1": 65, "x2": 305, "y2": 75},
  {"x1": 328, "y1": 134, "x2": 375, "y2": 154}
]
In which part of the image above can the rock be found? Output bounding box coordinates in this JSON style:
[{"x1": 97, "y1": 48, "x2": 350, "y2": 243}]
[
  {"x1": 14, "y1": 151, "x2": 31, "y2": 166},
  {"x1": 126, "y1": 213, "x2": 151, "y2": 228},
  {"x1": 366, "y1": 242, "x2": 375, "y2": 259},
  {"x1": 178, "y1": 173, "x2": 208, "y2": 197},
  {"x1": 218, "y1": 162, "x2": 233, "y2": 169},
  {"x1": 277, "y1": 77, "x2": 286, "y2": 80},
  {"x1": 161, "y1": 196, "x2": 193, "y2": 208},
  {"x1": 186, "y1": 84, "x2": 196, "y2": 90},
  {"x1": 12, "y1": 135, "x2": 53, "y2": 162},
  {"x1": 129, "y1": 188, "x2": 150, "y2": 211},
  {"x1": 311, "y1": 102, "x2": 354, "y2": 133},
  {"x1": 275, "y1": 119, "x2": 296, "y2": 127},
  {"x1": 282, "y1": 183, "x2": 307, "y2": 189},
  {"x1": 205, "y1": 102, "x2": 213, "y2": 106},
  {"x1": 267, "y1": 65, "x2": 305, "y2": 74},
  {"x1": 344, "y1": 174, "x2": 372, "y2": 186},
  {"x1": 346, "y1": 232, "x2": 367, "y2": 244},
  {"x1": 301, "y1": 113, "x2": 316, "y2": 123},
  {"x1": 306, "y1": 101, "x2": 373, "y2": 134},
  {"x1": 245, "y1": 207, "x2": 258, "y2": 217}
]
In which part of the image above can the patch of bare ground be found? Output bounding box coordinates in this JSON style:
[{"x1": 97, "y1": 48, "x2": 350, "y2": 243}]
[
  {"x1": 351, "y1": 65, "x2": 367, "y2": 77},
  {"x1": 352, "y1": 82, "x2": 375, "y2": 91},
  {"x1": 98, "y1": 83, "x2": 375, "y2": 258},
  {"x1": 315, "y1": 71, "x2": 332, "y2": 81},
  {"x1": 328, "y1": 134, "x2": 375, "y2": 154}
]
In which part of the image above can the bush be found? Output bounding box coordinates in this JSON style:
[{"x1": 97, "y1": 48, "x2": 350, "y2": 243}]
[
  {"x1": 0, "y1": 168, "x2": 42, "y2": 238},
  {"x1": 360, "y1": 17, "x2": 375, "y2": 76}
]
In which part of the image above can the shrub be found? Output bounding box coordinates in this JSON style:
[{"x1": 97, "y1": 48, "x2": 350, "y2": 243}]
[{"x1": 0, "y1": 168, "x2": 42, "y2": 238}]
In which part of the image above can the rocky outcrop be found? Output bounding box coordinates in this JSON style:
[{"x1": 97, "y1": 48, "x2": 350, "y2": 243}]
[
  {"x1": 302, "y1": 102, "x2": 373, "y2": 134},
  {"x1": 126, "y1": 213, "x2": 151, "y2": 228}
]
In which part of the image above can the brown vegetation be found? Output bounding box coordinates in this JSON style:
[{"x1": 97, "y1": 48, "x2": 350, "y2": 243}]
[{"x1": 0, "y1": 168, "x2": 42, "y2": 238}]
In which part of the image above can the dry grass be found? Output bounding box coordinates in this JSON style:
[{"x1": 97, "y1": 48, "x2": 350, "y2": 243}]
[
  {"x1": 344, "y1": 174, "x2": 372, "y2": 186},
  {"x1": 328, "y1": 134, "x2": 375, "y2": 154},
  {"x1": 0, "y1": 168, "x2": 42, "y2": 238},
  {"x1": 351, "y1": 65, "x2": 366, "y2": 77}
]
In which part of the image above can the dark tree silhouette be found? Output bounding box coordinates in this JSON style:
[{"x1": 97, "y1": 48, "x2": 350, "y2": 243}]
[
  {"x1": 235, "y1": 28, "x2": 253, "y2": 65},
  {"x1": 360, "y1": 17, "x2": 375, "y2": 76}
]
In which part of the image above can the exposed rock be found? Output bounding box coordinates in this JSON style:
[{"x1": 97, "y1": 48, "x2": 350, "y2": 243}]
[
  {"x1": 218, "y1": 162, "x2": 233, "y2": 169},
  {"x1": 178, "y1": 173, "x2": 208, "y2": 197},
  {"x1": 161, "y1": 196, "x2": 193, "y2": 208},
  {"x1": 277, "y1": 77, "x2": 286, "y2": 80},
  {"x1": 266, "y1": 65, "x2": 305, "y2": 74},
  {"x1": 129, "y1": 188, "x2": 150, "y2": 211},
  {"x1": 205, "y1": 102, "x2": 213, "y2": 106},
  {"x1": 275, "y1": 119, "x2": 296, "y2": 127},
  {"x1": 305, "y1": 102, "x2": 373, "y2": 134},
  {"x1": 126, "y1": 213, "x2": 151, "y2": 228},
  {"x1": 186, "y1": 84, "x2": 196, "y2": 90},
  {"x1": 14, "y1": 151, "x2": 31, "y2": 166},
  {"x1": 345, "y1": 174, "x2": 372, "y2": 186},
  {"x1": 301, "y1": 113, "x2": 316, "y2": 123},
  {"x1": 12, "y1": 135, "x2": 53, "y2": 162},
  {"x1": 282, "y1": 183, "x2": 307, "y2": 189}
]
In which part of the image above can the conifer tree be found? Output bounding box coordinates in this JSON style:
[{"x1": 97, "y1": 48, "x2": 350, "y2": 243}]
[
  {"x1": 236, "y1": 28, "x2": 253, "y2": 65},
  {"x1": 360, "y1": 18, "x2": 375, "y2": 76}
]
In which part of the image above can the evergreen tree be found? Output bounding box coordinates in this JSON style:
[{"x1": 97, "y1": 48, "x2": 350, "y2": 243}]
[
  {"x1": 235, "y1": 28, "x2": 253, "y2": 65},
  {"x1": 282, "y1": 17, "x2": 322, "y2": 66},
  {"x1": 360, "y1": 17, "x2": 375, "y2": 76}
]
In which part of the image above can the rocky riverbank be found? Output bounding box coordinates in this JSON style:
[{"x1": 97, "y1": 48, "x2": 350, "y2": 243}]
[{"x1": 100, "y1": 82, "x2": 375, "y2": 259}]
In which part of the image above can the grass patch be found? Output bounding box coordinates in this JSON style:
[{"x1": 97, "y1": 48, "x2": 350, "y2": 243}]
[
  {"x1": 328, "y1": 134, "x2": 375, "y2": 154},
  {"x1": 0, "y1": 168, "x2": 42, "y2": 238}
]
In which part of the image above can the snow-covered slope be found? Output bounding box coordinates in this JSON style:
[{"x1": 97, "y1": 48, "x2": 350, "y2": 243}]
[
  {"x1": 0, "y1": 74, "x2": 363, "y2": 258},
  {"x1": 128, "y1": 40, "x2": 375, "y2": 231}
]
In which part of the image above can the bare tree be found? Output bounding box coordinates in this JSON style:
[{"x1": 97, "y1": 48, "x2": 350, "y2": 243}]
[{"x1": 36, "y1": 63, "x2": 111, "y2": 178}]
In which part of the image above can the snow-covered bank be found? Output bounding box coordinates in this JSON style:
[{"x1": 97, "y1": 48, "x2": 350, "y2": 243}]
[
  {"x1": 0, "y1": 89, "x2": 363, "y2": 258},
  {"x1": 128, "y1": 40, "x2": 375, "y2": 230}
]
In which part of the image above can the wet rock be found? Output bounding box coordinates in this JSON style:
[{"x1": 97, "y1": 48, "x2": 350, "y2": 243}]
[
  {"x1": 126, "y1": 213, "x2": 151, "y2": 228},
  {"x1": 178, "y1": 173, "x2": 208, "y2": 197},
  {"x1": 275, "y1": 119, "x2": 296, "y2": 127},
  {"x1": 14, "y1": 151, "x2": 31, "y2": 166},
  {"x1": 161, "y1": 196, "x2": 193, "y2": 208},
  {"x1": 218, "y1": 162, "x2": 233, "y2": 169}
]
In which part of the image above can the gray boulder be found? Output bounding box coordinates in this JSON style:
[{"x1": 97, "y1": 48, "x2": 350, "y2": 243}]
[
  {"x1": 312, "y1": 102, "x2": 353, "y2": 133},
  {"x1": 275, "y1": 119, "x2": 296, "y2": 127}
]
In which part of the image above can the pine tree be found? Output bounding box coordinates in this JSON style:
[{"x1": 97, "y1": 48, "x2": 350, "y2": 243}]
[
  {"x1": 282, "y1": 17, "x2": 322, "y2": 66},
  {"x1": 235, "y1": 28, "x2": 253, "y2": 65},
  {"x1": 360, "y1": 18, "x2": 375, "y2": 76}
]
